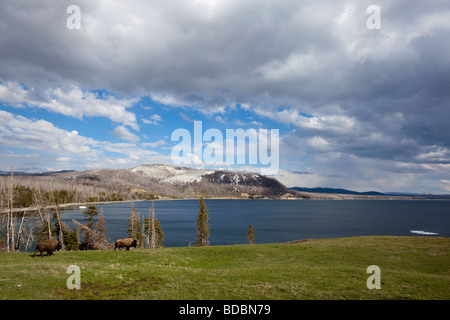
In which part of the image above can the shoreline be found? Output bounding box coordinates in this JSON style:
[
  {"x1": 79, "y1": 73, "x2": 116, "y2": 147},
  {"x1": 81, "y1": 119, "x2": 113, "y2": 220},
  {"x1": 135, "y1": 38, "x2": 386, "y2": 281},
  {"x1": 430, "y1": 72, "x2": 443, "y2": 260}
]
[{"x1": 2, "y1": 192, "x2": 449, "y2": 214}]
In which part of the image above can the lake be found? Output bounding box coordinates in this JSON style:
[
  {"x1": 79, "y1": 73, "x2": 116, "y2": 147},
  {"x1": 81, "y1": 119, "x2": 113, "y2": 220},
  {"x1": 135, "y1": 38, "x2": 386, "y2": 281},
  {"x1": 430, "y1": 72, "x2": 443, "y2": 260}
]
[{"x1": 59, "y1": 199, "x2": 450, "y2": 247}]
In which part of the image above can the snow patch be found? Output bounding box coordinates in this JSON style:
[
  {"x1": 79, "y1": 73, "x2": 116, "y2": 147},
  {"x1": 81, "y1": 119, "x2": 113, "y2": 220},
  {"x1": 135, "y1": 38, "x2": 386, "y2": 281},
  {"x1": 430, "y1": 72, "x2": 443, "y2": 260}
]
[
  {"x1": 132, "y1": 164, "x2": 214, "y2": 185},
  {"x1": 161, "y1": 170, "x2": 214, "y2": 185},
  {"x1": 410, "y1": 230, "x2": 439, "y2": 235}
]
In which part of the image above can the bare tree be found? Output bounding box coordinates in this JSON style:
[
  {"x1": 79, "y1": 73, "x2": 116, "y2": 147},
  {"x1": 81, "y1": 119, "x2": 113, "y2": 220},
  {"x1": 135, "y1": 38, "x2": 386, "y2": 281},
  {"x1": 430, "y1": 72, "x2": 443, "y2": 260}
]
[
  {"x1": 143, "y1": 202, "x2": 164, "y2": 249},
  {"x1": 33, "y1": 189, "x2": 52, "y2": 240},
  {"x1": 94, "y1": 207, "x2": 110, "y2": 249},
  {"x1": 6, "y1": 166, "x2": 14, "y2": 251},
  {"x1": 127, "y1": 202, "x2": 142, "y2": 246},
  {"x1": 72, "y1": 219, "x2": 110, "y2": 250},
  {"x1": 0, "y1": 187, "x2": 5, "y2": 250},
  {"x1": 51, "y1": 193, "x2": 65, "y2": 251},
  {"x1": 150, "y1": 201, "x2": 156, "y2": 249},
  {"x1": 15, "y1": 209, "x2": 26, "y2": 251},
  {"x1": 143, "y1": 201, "x2": 157, "y2": 249}
]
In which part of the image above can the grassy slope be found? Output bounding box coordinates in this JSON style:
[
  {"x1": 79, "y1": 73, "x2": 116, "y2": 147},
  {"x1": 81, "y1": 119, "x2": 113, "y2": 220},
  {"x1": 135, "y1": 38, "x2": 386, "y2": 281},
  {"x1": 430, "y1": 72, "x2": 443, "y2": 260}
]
[{"x1": 0, "y1": 236, "x2": 448, "y2": 300}]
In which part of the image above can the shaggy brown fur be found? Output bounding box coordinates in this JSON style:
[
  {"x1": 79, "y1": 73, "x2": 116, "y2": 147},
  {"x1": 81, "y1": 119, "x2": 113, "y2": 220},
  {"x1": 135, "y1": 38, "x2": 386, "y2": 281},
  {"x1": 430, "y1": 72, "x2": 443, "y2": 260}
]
[
  {"x1": 33, "y1": 239, "x2": 61, "y2": 257},
  {"x1": 114, "y1": 238, "x2": 137, "y2": 251}
]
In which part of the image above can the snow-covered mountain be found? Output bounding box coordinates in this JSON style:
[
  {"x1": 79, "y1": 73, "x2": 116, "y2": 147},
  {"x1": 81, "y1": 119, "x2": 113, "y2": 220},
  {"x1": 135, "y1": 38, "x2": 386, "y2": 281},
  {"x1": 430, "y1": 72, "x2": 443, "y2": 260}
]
[
  {"x1": 130, "y1": 163, "x2": 293, "y2": 197},
  {"x1": 6, "y1": 163, "x2": 299, "y2": 201},
  {"x1": 131, "y1": 164, "x2": 215, "y2": 185}
]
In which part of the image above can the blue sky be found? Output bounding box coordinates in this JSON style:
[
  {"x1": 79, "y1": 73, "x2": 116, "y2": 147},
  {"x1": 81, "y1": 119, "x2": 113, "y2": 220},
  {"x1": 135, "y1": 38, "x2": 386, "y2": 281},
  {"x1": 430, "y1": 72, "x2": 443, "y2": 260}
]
[
  {"x1": 0, "y1": 87, "x2": 288, "y2": 174},
  {"x1": 1, "y1": 0, "x2": 450, "y2": 193}
]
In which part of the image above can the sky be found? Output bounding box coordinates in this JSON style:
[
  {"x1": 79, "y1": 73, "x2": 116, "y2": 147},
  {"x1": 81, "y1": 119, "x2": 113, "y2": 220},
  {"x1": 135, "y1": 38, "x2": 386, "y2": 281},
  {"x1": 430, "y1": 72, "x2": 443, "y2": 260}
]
[{"x1": 1, "y1": 0, "x2": 450, "y2": 193}]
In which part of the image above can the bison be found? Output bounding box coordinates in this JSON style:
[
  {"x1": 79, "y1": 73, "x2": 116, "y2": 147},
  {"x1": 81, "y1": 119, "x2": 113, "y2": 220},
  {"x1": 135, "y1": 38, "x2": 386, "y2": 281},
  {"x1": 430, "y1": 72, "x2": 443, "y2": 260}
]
[
  {"x1": 33, "y1": 239, "x2": 62, "y2": 257},
  {"x1": 114, "y1": 238, "x2": 137, "y2": 251}
]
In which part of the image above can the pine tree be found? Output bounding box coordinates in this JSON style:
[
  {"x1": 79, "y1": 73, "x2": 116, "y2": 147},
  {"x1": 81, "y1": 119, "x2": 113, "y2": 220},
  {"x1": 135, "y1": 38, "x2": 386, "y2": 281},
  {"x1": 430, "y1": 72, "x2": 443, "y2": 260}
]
[
  {"x1": 195, "y1": 196, "x2": 210, "y2": 246},
  {"x1": 67, "y1": 226, "x2": 79, "y2": 251},
  {"x1": 82, "y1": 205, "x2": 98, "y2": 249},
  {"x1": 82, "y1": 205, "x2": 98, "y2": 229},
  {"x1": 247, "y1": 224, "x2": 255, "y2": 244}
]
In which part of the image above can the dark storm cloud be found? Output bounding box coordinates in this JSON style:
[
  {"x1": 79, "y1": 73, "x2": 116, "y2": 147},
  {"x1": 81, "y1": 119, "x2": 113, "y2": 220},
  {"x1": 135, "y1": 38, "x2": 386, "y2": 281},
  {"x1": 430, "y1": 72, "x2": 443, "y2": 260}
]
[{"x1": 1, "y1": 0, "x2": 450, "y2": 191}]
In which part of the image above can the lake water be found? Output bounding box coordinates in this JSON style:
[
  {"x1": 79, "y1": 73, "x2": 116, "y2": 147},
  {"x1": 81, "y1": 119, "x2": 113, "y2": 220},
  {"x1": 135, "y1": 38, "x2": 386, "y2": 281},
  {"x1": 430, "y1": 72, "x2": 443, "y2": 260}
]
[{"x1": 60, "y1": 199, "x2": 450, "y2": 247}]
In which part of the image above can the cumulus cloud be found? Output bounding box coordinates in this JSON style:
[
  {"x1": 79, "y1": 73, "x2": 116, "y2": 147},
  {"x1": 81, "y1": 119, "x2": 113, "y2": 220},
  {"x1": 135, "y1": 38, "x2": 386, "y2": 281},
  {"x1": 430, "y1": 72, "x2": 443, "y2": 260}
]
[
  {"x1": 0, "y1": 0, "x2": 449, "y2": 191},
  {"x1": 111, "y1": 125, "x2": 140, "y2": 142},
  {"x1": 0, "y1": 82, "x2": 139, "y2": 129},
  {"x1": 142, "y1": 140, "x2": 166, "y2": 148},
  {"x1": 0, "y1": 109, "x2": 98, "y2": 155},
  {"x1": 142, "y1": 114, "x2": 162, "y2": 125},
  {"x1": 0, "y1": 110, "x2": 166, "y2": 170}
]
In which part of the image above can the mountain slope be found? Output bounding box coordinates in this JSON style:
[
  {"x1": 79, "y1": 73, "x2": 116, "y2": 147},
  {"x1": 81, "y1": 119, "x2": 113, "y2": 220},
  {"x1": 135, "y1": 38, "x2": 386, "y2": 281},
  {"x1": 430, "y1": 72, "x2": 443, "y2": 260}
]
[
  {"x1": 131, "y1": 164, "x2": 294, "y2": 198},
  {"x1": 2, "y1": 164, "x2": 299, "y2": 204},
  {"x1": 290, "y1": 187, "x2": 385, "y2": 196}
]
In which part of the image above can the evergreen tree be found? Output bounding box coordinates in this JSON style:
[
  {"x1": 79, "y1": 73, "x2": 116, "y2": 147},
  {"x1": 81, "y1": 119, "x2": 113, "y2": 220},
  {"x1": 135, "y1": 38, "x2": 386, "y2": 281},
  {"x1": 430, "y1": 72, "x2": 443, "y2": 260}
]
[
  {"x1": 195, "y1": 196, "x2": 210, "y2": 246},
  {"x1": 82, "y1": 205, "x2": 98, "y2": 249},
  {"x1": 82, "y1": 205, "x2": 98, "y2": 229},
  {"x1": 34, "y1": 221, "x2": 52, "y2": 243},
  {"x1": 247, "y1": 224, "x2": 255, "y2": 244},
  {"x1": 67, "y1": 227, "x2": 79, "y2": 251}
]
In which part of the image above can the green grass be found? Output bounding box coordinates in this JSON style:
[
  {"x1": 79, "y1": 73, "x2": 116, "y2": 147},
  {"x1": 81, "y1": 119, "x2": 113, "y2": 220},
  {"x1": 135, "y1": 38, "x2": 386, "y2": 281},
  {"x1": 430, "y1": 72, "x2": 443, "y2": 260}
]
[{"x1": 0, "y1": 236, "x2": 448, "y2": 300}]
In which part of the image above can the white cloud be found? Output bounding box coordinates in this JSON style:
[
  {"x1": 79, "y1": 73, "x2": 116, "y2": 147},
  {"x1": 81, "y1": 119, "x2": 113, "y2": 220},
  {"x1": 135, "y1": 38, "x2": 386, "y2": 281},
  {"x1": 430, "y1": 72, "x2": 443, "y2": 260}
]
[
  {"x1": 111, "y1": 125, "x2": 140, "y2": 142},
  {"x1": 0, "y1": 109, "x2": 99, "y2": 156},
  {"x1": 0, "y1": 82, "x2": 139, "y2": 130},
  {"x1": 1, "y1": 0, "x2": 450, "y2": 192},
  {"x1": 214, "y1": 115, "x2": 226, "y2": 123},
  {"x1": 142, "y1": 114, "x2": 162, "y2": 125},
  {"x1": 142, "y1": 140, "x2": 166, "y2": 148},
  {"x1": 0, "y1": 110, "x2": 170, "y2": 170},
  {"x1": 256, "y1": 52, "x2": 323, "y2": 81},
  {"x1": 253, "y1": 107, "x2": 358, "y2": 135},
  {"x1": 307, "y1": 136, "x2": 330, "y2": 151}
]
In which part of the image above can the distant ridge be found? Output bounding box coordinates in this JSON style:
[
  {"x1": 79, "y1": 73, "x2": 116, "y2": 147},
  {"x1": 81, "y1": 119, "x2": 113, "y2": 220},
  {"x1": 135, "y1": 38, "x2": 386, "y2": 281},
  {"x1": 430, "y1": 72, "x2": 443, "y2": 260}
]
[
  {"x1": 0, "y1": 164, "x2": 298, "y2": 201},
  {"x1": 290, "y1": 187, "x2": 385, "y2": 196},
  {"x1": 289, "y1": 186, "x2": 450, "y2": 198},
  {"x1": 0, "y1": 169, "x2": 76, "y2": 176},
  {"x1": 2, "y1": 165, "x2": 449, "y2": 201}
]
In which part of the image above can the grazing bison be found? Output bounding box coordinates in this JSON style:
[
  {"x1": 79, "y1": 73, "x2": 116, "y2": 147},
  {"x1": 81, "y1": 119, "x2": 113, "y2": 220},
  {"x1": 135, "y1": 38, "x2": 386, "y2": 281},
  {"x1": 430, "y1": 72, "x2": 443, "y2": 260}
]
[
  {"x1": 33, "y1": 239, "x2": 61, "y2": 257},
  {"x1": 114, "y1": 238, "x2": 137, "y2": 251}
]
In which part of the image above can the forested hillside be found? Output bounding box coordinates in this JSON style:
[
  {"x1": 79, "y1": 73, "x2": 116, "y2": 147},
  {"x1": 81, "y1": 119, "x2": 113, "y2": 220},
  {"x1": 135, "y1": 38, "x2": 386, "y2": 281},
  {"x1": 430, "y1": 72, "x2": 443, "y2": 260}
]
[{"x1": 0, "y1": 164, "x2": 302, "y2": 209}]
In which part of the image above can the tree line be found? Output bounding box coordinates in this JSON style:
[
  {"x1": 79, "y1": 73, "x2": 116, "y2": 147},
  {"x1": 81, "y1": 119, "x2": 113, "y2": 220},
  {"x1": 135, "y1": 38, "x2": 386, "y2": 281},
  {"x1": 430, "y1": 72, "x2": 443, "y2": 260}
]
[
  {"x1": 1, "y1": 196, "x2": 256, "y2": 252},
  {"x1": 0, "y1": 167, "x2": 255, "y2": 252},
  {"x1": 0, "y1": 171, "x2": 161, "y2": 210}
]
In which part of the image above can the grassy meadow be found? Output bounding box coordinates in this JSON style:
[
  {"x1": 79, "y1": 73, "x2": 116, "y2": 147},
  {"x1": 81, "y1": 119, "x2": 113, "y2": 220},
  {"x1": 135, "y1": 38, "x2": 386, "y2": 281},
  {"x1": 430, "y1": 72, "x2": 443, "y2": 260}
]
[{"x1": 0, "y1": 236, "x2": 448, "y2": 300}]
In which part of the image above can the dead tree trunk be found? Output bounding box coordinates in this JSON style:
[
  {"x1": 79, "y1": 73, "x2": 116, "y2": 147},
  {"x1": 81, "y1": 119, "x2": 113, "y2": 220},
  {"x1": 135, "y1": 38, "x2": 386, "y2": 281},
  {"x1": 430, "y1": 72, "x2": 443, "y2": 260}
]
[
  {"x1": 51, "y1": 194, "x2": 65, "y2": 251},
  {"x1": 33, "y1": 189, "x2": 52, "y2": 240},
  {"x1": 15, "y1": 210, "x2": 26, "y2": 251},
  {"x1": 7, "y1": 166, "x2": 14, "y2": 252},
  {"x1": 150, "y1": 201, "x2": 156, "y2": 249}
]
